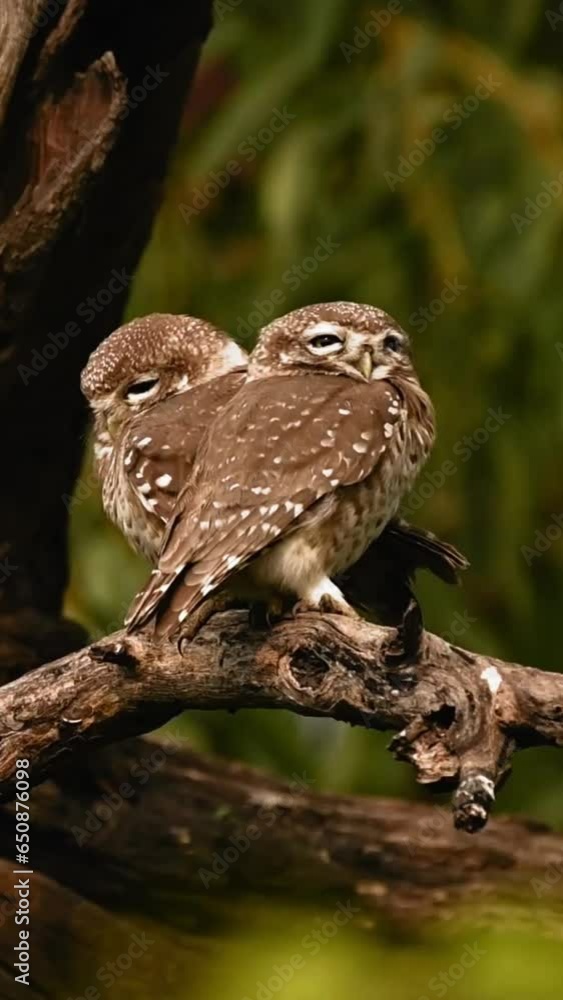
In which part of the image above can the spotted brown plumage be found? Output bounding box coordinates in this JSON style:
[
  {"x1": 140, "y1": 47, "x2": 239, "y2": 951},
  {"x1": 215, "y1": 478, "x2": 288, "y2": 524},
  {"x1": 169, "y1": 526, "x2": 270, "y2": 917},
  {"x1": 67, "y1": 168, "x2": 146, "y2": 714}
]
[
  {"x1": 126, "y1": 301, "x2": 437, "y2": 636},
  {"x1": 80, "y1": 313, "x2": 248, "y2": 560}
]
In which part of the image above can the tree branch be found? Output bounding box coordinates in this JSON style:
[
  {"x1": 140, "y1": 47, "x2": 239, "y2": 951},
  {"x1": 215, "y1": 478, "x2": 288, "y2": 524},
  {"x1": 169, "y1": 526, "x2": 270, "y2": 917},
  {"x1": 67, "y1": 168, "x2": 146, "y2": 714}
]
[{"x1": 1, "y1": 612, "x2": 562, "y2": 831}]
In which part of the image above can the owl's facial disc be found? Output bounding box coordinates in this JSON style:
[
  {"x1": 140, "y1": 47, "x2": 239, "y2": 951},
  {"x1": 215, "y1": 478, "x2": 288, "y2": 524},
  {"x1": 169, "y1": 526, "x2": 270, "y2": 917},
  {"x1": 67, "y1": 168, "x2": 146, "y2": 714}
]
[
  {"x1": 347, "y1": 327, "x2": 411, "y2": 381},
  {"x1": 301, "y1": 321, "x2": 410, "y2": 381}
]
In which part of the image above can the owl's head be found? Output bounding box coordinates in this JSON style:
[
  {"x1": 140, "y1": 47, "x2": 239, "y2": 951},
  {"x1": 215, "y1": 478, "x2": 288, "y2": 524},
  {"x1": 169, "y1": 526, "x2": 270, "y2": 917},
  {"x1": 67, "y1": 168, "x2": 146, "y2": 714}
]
[
  {"x1": 249, "y1": 302, "x2": 415, "y2": 383},
  {"x1": 81, "y1": 313, "x2": 248, "y2": 437}
]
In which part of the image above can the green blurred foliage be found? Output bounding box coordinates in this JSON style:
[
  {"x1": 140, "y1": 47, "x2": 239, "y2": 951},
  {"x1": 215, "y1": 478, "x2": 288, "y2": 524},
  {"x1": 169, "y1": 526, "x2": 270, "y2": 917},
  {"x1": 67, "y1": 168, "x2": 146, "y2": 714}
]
[{"x1": 65, "y1": 0, "x2": 563, "y2": 991}]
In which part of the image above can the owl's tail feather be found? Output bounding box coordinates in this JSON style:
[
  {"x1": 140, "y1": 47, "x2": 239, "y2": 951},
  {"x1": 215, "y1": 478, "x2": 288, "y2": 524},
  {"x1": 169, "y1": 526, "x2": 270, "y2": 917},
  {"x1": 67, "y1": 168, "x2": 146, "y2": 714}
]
[
  {"x1": 385, "y1": 519, "x2": 469, "y2": 584},
  {"x1": 125, "y1": 562, "x2": 215, "y2": 639}
]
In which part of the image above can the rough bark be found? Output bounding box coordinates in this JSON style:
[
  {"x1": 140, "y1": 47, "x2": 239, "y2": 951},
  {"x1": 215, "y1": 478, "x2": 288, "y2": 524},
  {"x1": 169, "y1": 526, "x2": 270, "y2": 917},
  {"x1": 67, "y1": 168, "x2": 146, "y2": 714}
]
[
  {"x1": 0, "y1": 0, "x2": 212, "y2": 678},
  {"x1": 1, "y1": 612, "x2": 562, "y2": 833},
  {"x1": 2, "y1": 738, "x2": 563, "y2": 998}
]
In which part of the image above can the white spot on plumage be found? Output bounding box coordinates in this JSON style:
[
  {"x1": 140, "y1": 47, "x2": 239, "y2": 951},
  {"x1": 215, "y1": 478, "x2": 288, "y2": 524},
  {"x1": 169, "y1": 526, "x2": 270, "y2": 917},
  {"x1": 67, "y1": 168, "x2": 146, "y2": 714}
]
[
  {"x1": 353, "y1": 441, "x2": 368, "y2": 454},
  {"x1": 156, "y1": 473, "x2": 172, "y2": 488},
  {"x1": 384, "y1": 423, "x2": 394, "y2": 438},
  {"x1": 322, "y1": 469, "x2": 334, "y2": 477},
  {"x1": 138, "y1": 437, "x2": 152, "y2": 448}
]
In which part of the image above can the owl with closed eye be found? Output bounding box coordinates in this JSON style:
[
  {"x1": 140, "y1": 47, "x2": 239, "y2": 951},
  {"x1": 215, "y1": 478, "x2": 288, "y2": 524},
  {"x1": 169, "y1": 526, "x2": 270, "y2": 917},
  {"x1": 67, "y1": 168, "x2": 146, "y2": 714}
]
[
  {"x1": 126, "y1": 301, "x2": 438, "y2": 637},
  {"x1": 80, "y1": 313, "x2": 248, "y2": 560}
]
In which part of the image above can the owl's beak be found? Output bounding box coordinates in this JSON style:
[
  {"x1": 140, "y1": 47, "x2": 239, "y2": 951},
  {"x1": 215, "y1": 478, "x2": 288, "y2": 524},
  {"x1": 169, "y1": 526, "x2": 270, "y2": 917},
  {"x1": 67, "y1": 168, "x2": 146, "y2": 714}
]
[{"x1": 358, "y1": 350, "x2": 373, "y2": 380}]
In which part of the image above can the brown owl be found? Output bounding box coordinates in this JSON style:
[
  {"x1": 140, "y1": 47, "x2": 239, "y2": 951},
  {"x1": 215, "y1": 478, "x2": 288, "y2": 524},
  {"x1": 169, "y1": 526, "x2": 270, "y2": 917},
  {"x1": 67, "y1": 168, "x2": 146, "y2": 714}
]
[
  {"x1": 126, "y1": 302, "x2": 439, "y2": 638},
  {"x1": 80, "y1": 313, "x2": 248, "y2": 560}
]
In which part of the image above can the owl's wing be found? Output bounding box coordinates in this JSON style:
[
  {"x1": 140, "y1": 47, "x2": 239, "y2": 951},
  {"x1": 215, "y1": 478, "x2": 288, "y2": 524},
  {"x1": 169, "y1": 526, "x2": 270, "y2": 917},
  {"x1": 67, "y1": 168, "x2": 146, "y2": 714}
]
[
  {"x1": 123, "y1": 371, "x2": 245, "y2": 524},
  {"x1": 126, "y1": 373, "x2": 404, "y2": 632}
]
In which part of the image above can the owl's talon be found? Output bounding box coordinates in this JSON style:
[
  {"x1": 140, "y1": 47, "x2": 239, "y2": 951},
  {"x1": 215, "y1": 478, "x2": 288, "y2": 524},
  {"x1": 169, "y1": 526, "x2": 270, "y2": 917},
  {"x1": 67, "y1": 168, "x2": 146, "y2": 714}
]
[
  {"x1": 382, "y1": 596, "x2": 424, "y2": 666},
  {"x1": 249, "y1": 597, "x2": 288, "y2": 630},
  {"x1": 292, "y1": 596, "x2": 359, "y2": 618}
]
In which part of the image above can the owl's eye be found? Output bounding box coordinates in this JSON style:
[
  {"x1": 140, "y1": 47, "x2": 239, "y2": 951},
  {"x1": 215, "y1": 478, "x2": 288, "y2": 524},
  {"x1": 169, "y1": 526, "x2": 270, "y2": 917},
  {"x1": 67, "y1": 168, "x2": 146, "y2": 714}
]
[
  {"x1": 383, "y1": 334, "x2": 403, "y2": 353},
  {"x1": 308, "y1": 333, "x2": 344, "y2": 355},
  {"x1": 311, "y1": 334, "x2": 340, "y2": 348},
  {"x1": 125, "y1": 376, "x2": 160, "y2": 403}
]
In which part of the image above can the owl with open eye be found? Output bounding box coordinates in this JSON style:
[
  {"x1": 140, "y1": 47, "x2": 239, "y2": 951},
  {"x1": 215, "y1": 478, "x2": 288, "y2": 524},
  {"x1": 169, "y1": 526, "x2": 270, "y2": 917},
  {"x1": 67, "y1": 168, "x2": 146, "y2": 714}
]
[
  {"x1": 80, "y1": 313, "x2": 248, "y2": 561},
  {"x1": 125, "y1": 302, "x2": 446, "y2": 639}
]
